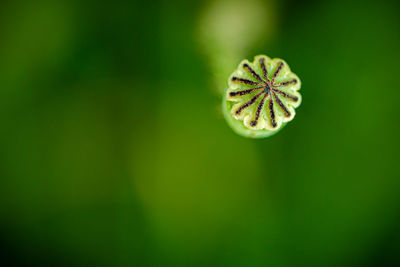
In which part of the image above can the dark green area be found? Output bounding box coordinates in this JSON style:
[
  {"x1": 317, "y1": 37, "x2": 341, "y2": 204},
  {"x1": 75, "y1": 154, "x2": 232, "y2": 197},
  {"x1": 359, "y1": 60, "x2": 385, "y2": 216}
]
[{"x1": 0, "y1": 0, "x2": 399, "y2": 266}]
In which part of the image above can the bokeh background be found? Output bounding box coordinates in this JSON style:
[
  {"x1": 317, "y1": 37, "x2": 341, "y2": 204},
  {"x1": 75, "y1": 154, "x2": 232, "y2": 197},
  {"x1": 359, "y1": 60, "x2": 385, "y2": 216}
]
[{"x1": 1, "y1": 0, "x2": 399, "y2": 266}]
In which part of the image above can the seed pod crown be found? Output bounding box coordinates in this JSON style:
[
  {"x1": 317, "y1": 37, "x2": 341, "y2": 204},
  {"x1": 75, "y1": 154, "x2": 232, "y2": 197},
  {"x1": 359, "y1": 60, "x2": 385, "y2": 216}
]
[{"x1": 223, "y1": 55, "x2": 302, "y2": 138}]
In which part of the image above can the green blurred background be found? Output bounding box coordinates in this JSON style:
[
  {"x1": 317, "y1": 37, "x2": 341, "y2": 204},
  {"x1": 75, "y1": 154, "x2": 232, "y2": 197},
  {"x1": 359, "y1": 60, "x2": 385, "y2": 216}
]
[{"x1": 1, "y1": 0, "x2": 399, "y2": 266}]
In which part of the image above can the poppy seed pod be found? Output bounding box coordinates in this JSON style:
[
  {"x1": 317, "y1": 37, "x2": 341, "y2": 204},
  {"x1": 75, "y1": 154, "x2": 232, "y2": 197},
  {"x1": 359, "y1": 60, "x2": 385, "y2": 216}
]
[{"x1": 223, "y1": 55, "x2": 302, "y2": 138}]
